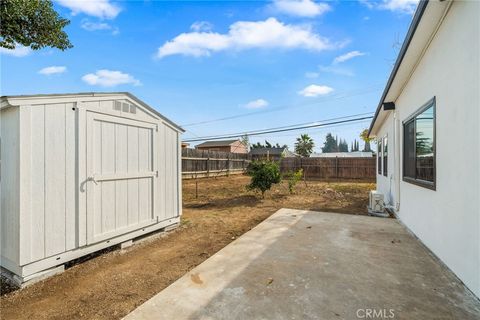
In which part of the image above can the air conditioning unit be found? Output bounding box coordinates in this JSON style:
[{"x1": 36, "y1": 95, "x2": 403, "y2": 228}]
[{"x1": 368, "y1": 190, "x2": 385, "y2": 214}]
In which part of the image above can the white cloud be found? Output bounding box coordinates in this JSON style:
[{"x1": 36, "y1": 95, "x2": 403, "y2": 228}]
[
  {"x1": 360, "y1": 0, "x2": 419, "y2": 14},
  {"x1": 82, "y1": 70, "x2": 141, "y2": 87},
  {"x1": 298, "y1": 84, "x2": 333, "y2": 97},
  {"x1": 81, "y1": 20, "x2": 119, "y2": 34},
  {"x1": 157, "y1": 17, "x2": 337, "y2": 58},
  {"x1": 244, "y1": 99, "x2": 269, "y2": 109},
  {"x1": 333, "y1": 50, "x2": 366, "y2": 64},
  {"x1": 190, "y1": 21, "x2": 213, "y2": 32},
  {"x1": 0, "y1": 45, "x2": 31, "y2": 57},
  {"x1": 319, "y1": 65, "x2": 354, "y2": 76},
  {"x1": 38, "y1": 66, "x2": 67, "y2": 75},
  {"x1": 56, "y1": 0, "x2": 121, "y2": 19},
  {"x1": 272, "y1": 0, "x2": 331, "y2": 18},
  {"x1": 381, "y1": 0, "x2": 418, "y2": 14},
  {"x1": 305, "y1": 72, "x2": 319, "y2": 78}
]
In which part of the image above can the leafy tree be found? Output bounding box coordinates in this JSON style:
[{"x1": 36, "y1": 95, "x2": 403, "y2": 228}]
[
  {"x1": 360, "y1": 129, "x2": 373, "y2": 152},
  {"x1": 338, "y1": 139, "x2": 349, "y2": 152},
  {"x1": 351, "y1": 139, "x2": 360, "y2": 152},
  {"x1": 246, "y1": 160, "x2": 281, "y2": 198},
  {"x1": 250, "y1": 142, "x2": 263, "y2": 149},
  {"x1": 416, "y1": 132, "x2": 433, "y2": 155},
  {"x1": 251, "y1": 140, "x2": 273, "y2": 149},
  {"x1": 1, "y1": 0, "x2": 72, "y2": 50},
  {"x1": 274, "y1": 142, "x2": 288, "y2": 149},
  {"x1": 294, "y1": 134, "x2": 314, "y2": 157},
  {"x1": 321, "y1": 133, "x2": 338, "y2": 153},
  {"x1": 283, "y1": 169, "x2": 303, "y2": 194}
]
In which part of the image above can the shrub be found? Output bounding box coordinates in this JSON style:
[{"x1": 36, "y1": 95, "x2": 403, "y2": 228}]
[
  {"x1": 284, "y1": 169, "x2": 303, "y2": 194},
  {"x1": 246, "y1": 160, "x2": 281, "y2": 198}
]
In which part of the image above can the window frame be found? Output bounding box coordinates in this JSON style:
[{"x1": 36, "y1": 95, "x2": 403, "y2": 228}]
[
  {"x1": 377, "y1": 138, "x2": 382, "y2": 175},
  {"x1": 383, "y1": 135, "x2": 388, "y2": 177},
  {"x1": 402, "y1": 97, "x2": 436, "y2": 190}
]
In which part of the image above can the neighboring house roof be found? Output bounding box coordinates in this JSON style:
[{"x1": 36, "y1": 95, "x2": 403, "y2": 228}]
[
  {"x1": 284, "y1": 149, "x2": 299, "y2": 158},
  {"x1": 250, "y1": 147, "x2": 285, "y2": 156},
  {"x1": 196, "y1": 139, "x2": 242, "y2": 148},
  {"x1": 0, "y1": 92, "x2": 184, "y2": 132},
  {"x1": 368, "y1": 0, "x2": 450, "y2": 137},
  {"x1": 249, "y1": 147, "x2": 298, "y2": 157}
]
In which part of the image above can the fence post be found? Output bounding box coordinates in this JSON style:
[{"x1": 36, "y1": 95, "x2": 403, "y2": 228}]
[
  {"x1": 195, "y1": 159, "x2": 198, "y2": 198},
  {"x1": 335, "y1": 157, "x2": 338, "y2": 179},
  {"x1": 227, "y1": 155, "x2": 230, "y2": 176},
  {"x1": 207, "y1": 157, "x2": 210, "y2": 177}
]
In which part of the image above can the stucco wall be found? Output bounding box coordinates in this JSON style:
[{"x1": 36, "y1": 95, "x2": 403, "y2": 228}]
[
  {"x1": 375, "y1": 112, "x2": 397, "y2": 207},
  {"x1": 377, "y1": 1, "x2": 479, "y2": 297}
]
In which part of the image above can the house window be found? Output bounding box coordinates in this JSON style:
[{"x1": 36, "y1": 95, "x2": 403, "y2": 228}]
[
  {"x1": 383, "y1": 136, "x2": 388, "y2": 177},
  {"x1": 403, "y1": 97, "x2": 436, "y2": 189},
  {"x1": 377, "y1": 139, "x2": 382, "y2": 175}
]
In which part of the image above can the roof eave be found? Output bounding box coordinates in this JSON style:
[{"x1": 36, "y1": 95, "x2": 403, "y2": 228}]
[{"x1": 368, "y1": 0, "x2": 429, "y2": 138}]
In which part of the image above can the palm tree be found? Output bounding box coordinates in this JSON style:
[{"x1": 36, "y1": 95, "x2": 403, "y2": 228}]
[{"x1": 294, "y1": 134, "x2": 314, "y2": 157}]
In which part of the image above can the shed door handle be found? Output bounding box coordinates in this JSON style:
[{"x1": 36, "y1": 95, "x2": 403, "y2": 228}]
[{"x1": 88, "y1": 176, "x2": 98, "y2": 185}]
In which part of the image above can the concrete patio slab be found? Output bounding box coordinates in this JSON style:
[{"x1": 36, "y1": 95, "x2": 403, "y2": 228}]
[{"x1": 124, "y1": 209, "x2": 480, "y2": 320}]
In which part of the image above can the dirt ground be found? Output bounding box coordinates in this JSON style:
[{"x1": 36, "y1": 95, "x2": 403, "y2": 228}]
[{"x1": 0, "y1": 175, "x2": 374, "y2": 320}]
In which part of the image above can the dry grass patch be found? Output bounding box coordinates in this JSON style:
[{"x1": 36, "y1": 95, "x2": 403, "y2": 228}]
[{"x1": 1, "y1": 175, "x2": 374, "y2": 320}]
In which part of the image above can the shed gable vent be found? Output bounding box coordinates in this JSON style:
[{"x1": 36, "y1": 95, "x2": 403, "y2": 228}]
[
  {"x1": 114, "y1": 101, "x2": 122, "y2": 111},
  {"x1": 113, "y1": 101, "x2": 136, "y2": 114}
]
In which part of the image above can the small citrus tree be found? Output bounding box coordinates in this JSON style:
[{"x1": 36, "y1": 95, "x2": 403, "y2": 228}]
[
  {"x1": 284, "y1": 168, "x2": 303, "y2": 194},
  {"x1": 246, "y1": 160, "x2": 281, "y2": 198}
]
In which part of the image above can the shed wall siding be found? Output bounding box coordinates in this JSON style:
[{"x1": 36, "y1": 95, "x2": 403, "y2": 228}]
[
  {"x1": 1, "y1": 107, "x2": 20, "y2": 265},
  {"x1": 20, "y1": 103, "x2": 77, "y2": 264},
  {"x1": 163, "y1": 126, "x2": 180, "y2": 220},
  {"x1": 1, "y1": 94, "x2": 182, "y2": 278}
]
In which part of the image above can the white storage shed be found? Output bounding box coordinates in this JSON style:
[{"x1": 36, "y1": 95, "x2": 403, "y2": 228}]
[{"x1": 0, "y1": 92, "x2": 183, "y2": 284}]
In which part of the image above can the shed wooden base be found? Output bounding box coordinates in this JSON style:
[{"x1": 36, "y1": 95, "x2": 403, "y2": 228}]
[{"x1": 1, "y1": 217, "x2": 180, "y2": 287}]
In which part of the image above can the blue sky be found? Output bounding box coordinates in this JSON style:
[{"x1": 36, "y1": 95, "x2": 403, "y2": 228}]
[{"x1": 0, "y1": 0, "x2": 418, "y2": 152}]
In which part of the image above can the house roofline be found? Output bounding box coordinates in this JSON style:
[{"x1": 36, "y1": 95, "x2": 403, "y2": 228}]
[{"x1": 368, "y1": 0, "x2": 429, "y2": 137}]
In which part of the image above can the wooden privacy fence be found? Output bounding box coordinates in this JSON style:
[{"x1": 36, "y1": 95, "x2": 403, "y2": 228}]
[
  {"x1": 279, "y1": 157, "x2": 376, "y2": 180},
  {"x1": 182, "y1": 148, "x2": 251, "y2": 179}
]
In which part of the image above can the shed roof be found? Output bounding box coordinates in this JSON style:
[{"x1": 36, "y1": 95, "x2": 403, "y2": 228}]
[
  {"x1": 196, "y1": 140, "x2": 241, "y2": 148},
  {"x1": 0, "y1": 92, "x2": 184, "y2": 132}
]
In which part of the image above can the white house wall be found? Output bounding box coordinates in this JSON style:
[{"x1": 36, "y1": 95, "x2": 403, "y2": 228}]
[
  {"x1": 375, "y1": 112, "x2": 397, "y2": 208},
  {"x1": 379, "y1": 1, "x2": 479, "y2": 296}
]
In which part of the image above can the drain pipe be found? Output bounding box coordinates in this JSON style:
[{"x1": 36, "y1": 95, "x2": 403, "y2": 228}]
[{"x1": 385, "y1": 111, "x2": 401, "y2": 214}]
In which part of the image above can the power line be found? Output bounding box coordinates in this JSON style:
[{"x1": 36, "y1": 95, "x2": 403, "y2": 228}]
[
  {"x1": 183, "y1": 112, "x2": 374, "y2": 140},
  {"x1": 252, "y1": 119, "x2": 372, "y2": 139},
  {"x1": 183, "y1": 115, "x2": 374, "y2": 142},
  {"x1": 180, "y1": 84, "x2": 382, "y2": 127}
]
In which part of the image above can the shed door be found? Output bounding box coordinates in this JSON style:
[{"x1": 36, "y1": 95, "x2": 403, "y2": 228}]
[{"x1": 86, "y1": 112, "x2": 158, "y2": 244}]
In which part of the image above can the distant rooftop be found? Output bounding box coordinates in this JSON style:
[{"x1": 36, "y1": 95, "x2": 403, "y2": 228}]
[{"x1": 196, "y1": 139, "x2": 241, "y2": 148}]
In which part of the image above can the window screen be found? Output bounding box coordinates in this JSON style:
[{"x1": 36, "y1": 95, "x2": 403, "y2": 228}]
[{"x1": 383, "y1": 136, "x2": 388, "y2": 177}]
